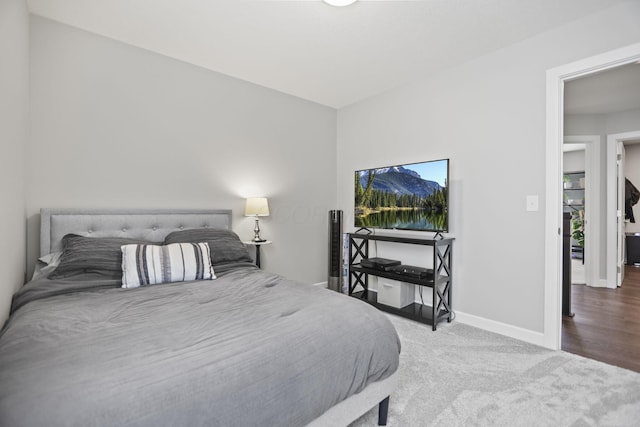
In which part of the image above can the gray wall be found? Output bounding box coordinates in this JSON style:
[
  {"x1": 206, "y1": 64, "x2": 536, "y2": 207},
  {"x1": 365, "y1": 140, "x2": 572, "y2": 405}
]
[
  {"x1": 27, "y1": 16, "x2": 337, "y2": 284},
  {"x1": 0, "y1": 0, "x2": 29, "y2": 323},
  {"x1": 337, "y1": 1, "x2": 640, "y2": 334}
]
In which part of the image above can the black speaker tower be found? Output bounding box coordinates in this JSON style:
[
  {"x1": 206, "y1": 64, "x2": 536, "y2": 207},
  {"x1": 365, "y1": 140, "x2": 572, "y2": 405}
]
[{"x1": 328, "y1": 210, "x2": 343, "y2": 293}]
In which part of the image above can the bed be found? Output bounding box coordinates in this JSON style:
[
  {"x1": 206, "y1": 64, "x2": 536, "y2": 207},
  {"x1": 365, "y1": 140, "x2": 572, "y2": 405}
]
[{"x1": 0, "y1": 209, "x2": 400, "y2": 426}]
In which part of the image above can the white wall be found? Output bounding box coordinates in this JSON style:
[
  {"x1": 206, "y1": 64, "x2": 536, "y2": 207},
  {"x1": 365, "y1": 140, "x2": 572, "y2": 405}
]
[
  {"x1": 337, "y1": 1, "x2": 640, "y2": 336},
  {"x1": 0, "y1": 0, "x2": 29, "y2": 324},
  {"x1": 563, "y1": 150, "x2": 585, "y2": 173},
  {"x1": 27, "y1": 16, "x2": 337, "y2": 284},
  {"x1": 565, "y1": 108, "x2": 640, "y2": 136},
  {"x1": 605, "y1": 108, "x2": 640, "y2": 134}
]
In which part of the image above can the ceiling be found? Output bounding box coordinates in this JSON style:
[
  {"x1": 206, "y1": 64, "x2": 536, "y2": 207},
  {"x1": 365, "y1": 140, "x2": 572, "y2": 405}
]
[
  {"x1": 27, "y1": 0, "x2": 631, "y2": 109},
  {"x1": 565, "y1": 62, "x2": 640, "y2": 115}
]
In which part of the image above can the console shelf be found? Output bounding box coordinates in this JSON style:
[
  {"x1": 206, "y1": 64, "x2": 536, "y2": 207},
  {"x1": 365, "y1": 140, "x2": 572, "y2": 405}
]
[{"x1": 348, "y1": 233, "x2": 454, "y2": 331}]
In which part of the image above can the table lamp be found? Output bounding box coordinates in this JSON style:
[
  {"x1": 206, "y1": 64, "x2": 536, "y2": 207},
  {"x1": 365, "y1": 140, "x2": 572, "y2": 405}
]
[{"x1": 245, "y1": 197, "x2": 269, "y2": 242}]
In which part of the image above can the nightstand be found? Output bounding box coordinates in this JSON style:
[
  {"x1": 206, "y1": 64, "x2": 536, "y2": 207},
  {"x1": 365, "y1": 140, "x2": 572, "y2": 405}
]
[{"x1": 243, "y1": 240, "x2": 272, "y2": 268}]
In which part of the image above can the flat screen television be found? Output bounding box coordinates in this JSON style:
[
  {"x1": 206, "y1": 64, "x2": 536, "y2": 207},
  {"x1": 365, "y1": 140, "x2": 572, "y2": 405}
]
[{"x1": 354, "y1": 158, "x2": 449, "y2": 232}]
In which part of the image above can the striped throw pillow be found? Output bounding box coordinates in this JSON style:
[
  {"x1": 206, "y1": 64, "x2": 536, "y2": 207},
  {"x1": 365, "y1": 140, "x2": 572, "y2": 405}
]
[{"x1": 121, "y1": 242, "x2": 215, "y2": 289}]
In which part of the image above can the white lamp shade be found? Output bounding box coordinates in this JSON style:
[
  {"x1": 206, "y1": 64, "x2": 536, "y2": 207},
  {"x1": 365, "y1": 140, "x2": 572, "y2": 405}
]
[{"x1": 245, "y1": 197, "x2": 270, "y2": 217}]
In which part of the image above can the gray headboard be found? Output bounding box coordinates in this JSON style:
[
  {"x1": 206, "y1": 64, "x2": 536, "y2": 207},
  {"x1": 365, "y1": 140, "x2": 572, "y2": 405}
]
[{"x1": 40, "y1": 209, "x2": 232, "y2": 257}]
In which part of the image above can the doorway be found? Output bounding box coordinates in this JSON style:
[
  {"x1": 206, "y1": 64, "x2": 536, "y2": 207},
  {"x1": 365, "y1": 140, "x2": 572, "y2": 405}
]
[
  {"x1": 562, "y1": 144, "x2": 586, "y2": 287},
  {"x1": 562, "y1": 136, "x2": 601, "y2": 289},
  {"x1": 561, "y1": 132, "x2": 640, "y2": 371},
  {"x1": 606, "y1": 131, "x2": 640, "y2": 288},
  {"x1": 544, "y1": 42, "x2": 640, "y2": 351}
]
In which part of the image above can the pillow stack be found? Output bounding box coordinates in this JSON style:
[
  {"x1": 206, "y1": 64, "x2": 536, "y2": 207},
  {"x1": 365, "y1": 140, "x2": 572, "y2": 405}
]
[{"x1": 47, "y1": 228, "x2": 254, "y2": 289}]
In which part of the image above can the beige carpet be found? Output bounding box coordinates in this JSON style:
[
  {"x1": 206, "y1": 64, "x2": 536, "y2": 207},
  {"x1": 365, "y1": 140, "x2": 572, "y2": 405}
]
[{"x1": 349, "y1": 314, "x2": 640, "y2": 426}]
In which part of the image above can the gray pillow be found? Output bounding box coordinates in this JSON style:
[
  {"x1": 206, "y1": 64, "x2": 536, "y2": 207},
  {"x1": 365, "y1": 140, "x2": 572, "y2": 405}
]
[
  {"x1": 49, "y1": 234, "x2": 151, "y2": 280},
  {"x1": 163, "y1": 228, "x2": 253, "y2": 266}
]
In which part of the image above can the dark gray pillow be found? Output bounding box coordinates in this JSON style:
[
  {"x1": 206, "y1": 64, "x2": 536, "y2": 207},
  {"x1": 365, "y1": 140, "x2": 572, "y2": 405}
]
[
  {"x1": 163, "y1": 228, "x2": 253, "y2": 266},
  {"x1": 48, "y1": 234, "x2": 151, "y2": 280}
]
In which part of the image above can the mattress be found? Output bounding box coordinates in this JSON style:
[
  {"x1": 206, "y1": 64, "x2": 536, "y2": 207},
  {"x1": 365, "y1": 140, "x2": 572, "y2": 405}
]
[{"x1": 0, "y1": 264, "x2": 400, "y2": 426}]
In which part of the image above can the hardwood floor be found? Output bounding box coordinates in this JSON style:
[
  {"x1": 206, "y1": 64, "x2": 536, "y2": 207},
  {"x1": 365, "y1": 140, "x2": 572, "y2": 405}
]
[{"x1": 562, "y1": 265, "x2": 640, "y2": 372}]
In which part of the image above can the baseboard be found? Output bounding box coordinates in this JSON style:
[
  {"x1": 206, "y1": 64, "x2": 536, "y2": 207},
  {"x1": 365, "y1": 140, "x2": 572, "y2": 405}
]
[
  {"x1": 586, "y1": 279, "x2": 609, "y2": 288},
  {"x1": 454, "y1": 310, "x2": 546, "y2": 347},
  {"x1": 321, "y1": 284, "x2": 545, "y2": 346}
]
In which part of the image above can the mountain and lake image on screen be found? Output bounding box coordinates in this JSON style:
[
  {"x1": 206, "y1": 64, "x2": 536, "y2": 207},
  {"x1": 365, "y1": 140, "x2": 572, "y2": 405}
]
[{"x1": 354, "y1": 159, "x2": 449, "y2": 232}]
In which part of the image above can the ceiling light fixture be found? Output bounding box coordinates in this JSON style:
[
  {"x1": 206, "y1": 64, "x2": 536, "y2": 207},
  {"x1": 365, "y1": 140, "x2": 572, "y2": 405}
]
[{"x1": 323, "y1": 0, "x2": 358, "y2": 6}]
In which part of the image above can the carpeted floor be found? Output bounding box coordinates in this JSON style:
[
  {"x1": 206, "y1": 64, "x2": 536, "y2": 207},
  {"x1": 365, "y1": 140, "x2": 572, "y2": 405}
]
[{"x1": 349, "y1": 314, "x2": 640, "y2": 426}]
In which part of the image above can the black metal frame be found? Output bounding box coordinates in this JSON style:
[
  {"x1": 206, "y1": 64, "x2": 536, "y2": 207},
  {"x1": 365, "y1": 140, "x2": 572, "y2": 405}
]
[
  {"x1": 378, "y1": 396, "x2": 390, "y2": 426},
  {"x1": 348, "y1": 237, "x2": 369, "y2": 297},
  {"x1": 348, "y1": 233, "x2": 454, "y2": 331}
]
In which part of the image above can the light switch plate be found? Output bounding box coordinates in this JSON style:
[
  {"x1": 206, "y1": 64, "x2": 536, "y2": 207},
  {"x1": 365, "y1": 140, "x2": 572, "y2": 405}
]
[{"x1": 526, "y1": 195, "x2": 539, "y2": 212}]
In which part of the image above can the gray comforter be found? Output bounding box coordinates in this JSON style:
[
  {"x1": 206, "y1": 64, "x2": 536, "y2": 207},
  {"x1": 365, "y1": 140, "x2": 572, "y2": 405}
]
[{"x1": 0, "y1": 264, "x2": 400, "y2": 427}]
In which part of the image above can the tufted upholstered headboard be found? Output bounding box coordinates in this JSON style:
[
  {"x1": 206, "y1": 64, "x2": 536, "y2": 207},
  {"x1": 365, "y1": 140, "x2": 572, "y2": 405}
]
[{"x1": 40, "y1": 209, "x2": 232, "y2": 257}]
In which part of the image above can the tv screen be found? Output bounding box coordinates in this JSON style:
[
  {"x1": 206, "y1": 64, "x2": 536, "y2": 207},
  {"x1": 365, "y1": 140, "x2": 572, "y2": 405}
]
[{"x1": 354, "y1": 158, "x2": 449, "y2": 232}]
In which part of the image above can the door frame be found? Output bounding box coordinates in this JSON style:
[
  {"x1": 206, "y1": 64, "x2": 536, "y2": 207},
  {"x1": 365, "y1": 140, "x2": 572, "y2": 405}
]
[
  {"x1": 544, "y1": 42, "x2": 640, "y2": 350},
  {"x1": 607, "y1": 131, "x2": 640, "y2": 288},
  {"x1": 564, "y1": 135, "x2": 600, "y2": 288}
]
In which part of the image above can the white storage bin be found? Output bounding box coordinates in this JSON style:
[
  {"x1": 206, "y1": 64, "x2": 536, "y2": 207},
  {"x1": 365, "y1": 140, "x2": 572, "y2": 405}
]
[{"x1": 377, "y1": 280, "x2": 414, "y2": 308}]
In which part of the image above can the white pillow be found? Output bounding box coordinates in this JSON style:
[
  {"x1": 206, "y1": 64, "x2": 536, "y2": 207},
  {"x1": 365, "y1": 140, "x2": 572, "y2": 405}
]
[
  {"x1": 39, "y1": 251, "x2": 63, "y2": 267},
  {"x1": 32, "y1": 251, "x2": 64, "y2": 281},
  {"x1": 121, "y1": 242, "x2": 215, "y2": 289}
]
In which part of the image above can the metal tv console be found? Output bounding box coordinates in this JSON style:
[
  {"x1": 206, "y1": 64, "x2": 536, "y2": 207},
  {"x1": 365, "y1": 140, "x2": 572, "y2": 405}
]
[{"x1": 348, "y1": 233, "x2": 454, "y2": 331}]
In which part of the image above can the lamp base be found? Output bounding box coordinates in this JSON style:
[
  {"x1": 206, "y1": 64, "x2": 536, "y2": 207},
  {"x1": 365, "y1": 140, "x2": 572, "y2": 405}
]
[{"x1": 252, "y1": 218, "x2": 266, "y2": 242}]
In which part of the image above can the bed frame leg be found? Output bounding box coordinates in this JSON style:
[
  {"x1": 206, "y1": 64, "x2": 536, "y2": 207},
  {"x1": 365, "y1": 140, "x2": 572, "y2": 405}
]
[{"x1": 377, "y1": 396, "x2": 390, "y2": 426}]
